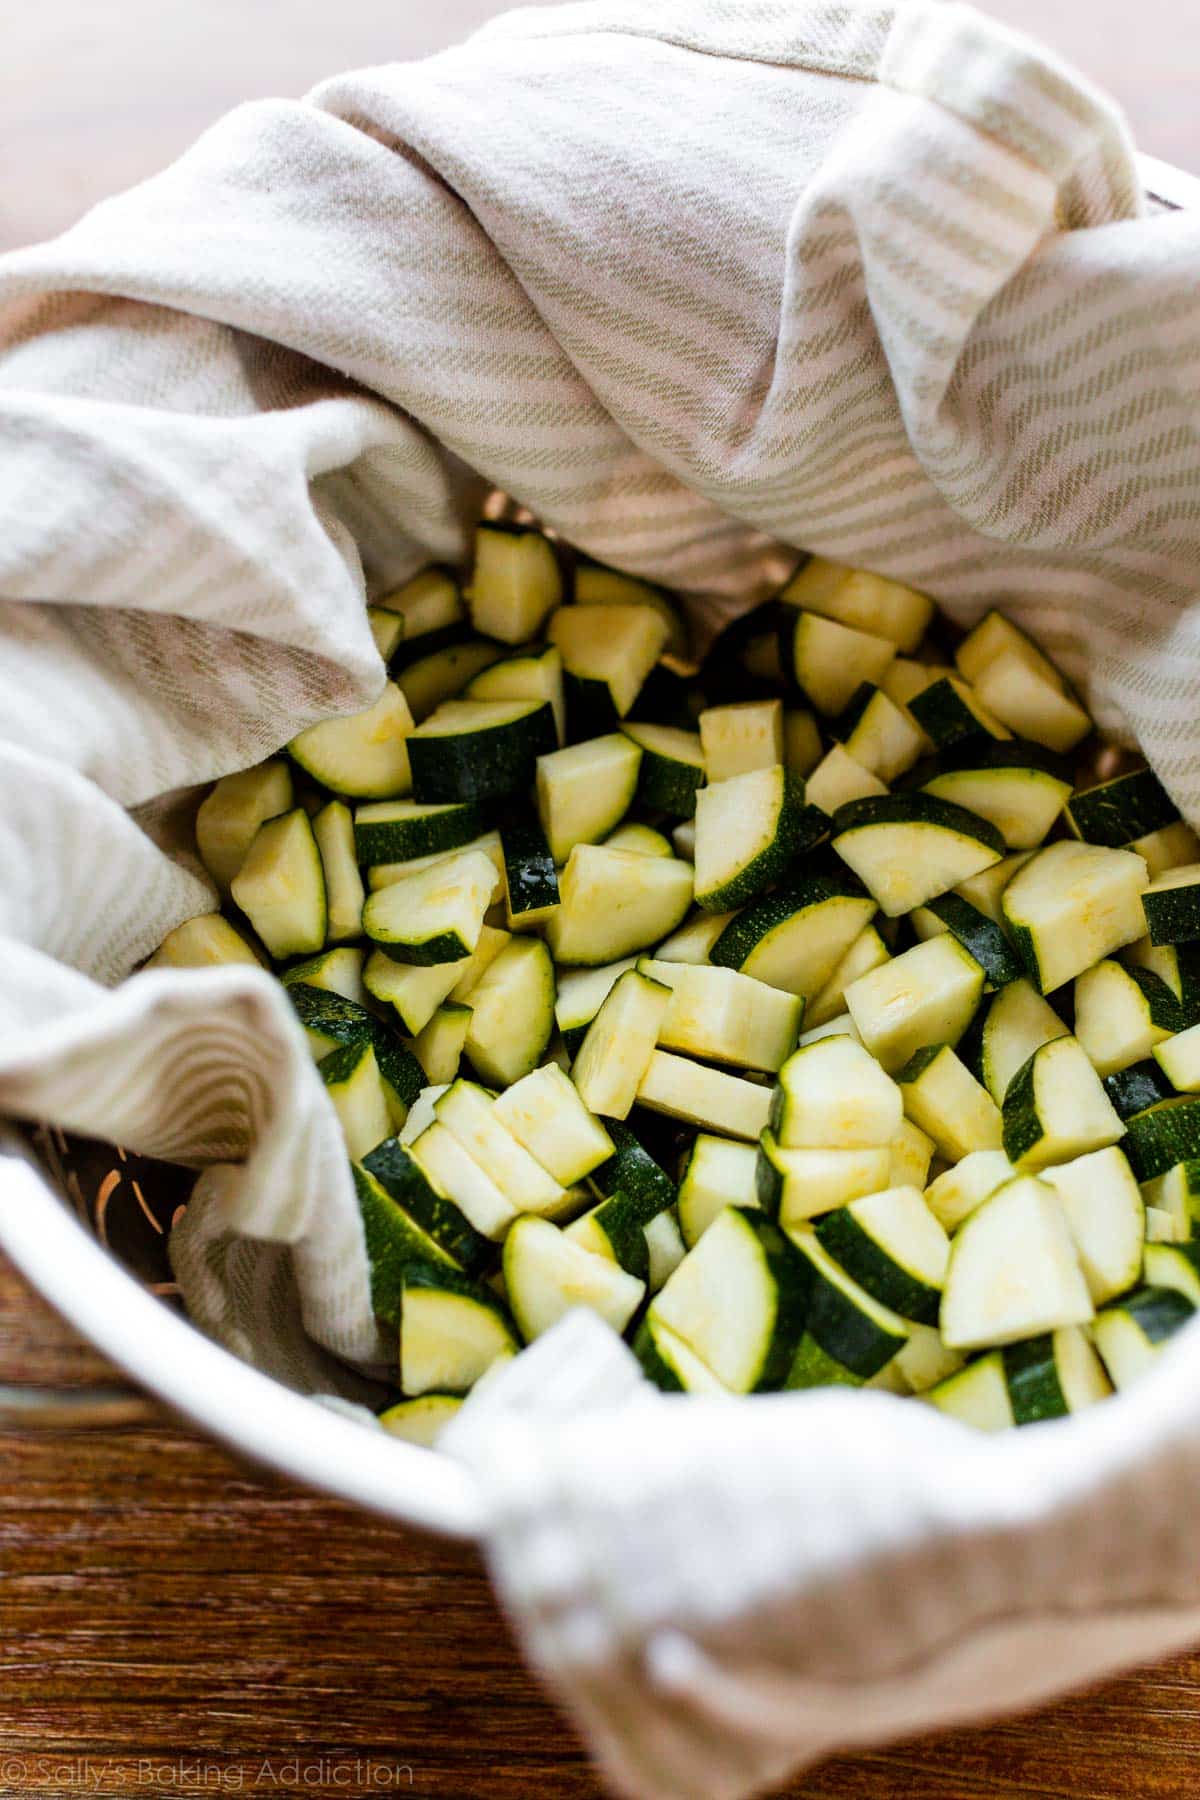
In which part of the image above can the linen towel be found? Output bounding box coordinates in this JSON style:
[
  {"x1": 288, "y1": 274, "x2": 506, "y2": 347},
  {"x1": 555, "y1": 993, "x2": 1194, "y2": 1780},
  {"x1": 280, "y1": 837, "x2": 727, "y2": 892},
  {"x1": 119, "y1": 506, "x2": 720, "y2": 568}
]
[{"x1": 3, "y1": 2, "x2": 1200, "y2": 1792}]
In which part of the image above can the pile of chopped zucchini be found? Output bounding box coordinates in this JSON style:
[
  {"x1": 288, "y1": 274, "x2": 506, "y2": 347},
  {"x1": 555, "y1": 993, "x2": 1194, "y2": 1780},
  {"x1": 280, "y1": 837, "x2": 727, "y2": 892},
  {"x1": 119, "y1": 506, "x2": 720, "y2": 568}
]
[{"x1": 151, "y1": 527, "x2": 1200, "y2": 1444}]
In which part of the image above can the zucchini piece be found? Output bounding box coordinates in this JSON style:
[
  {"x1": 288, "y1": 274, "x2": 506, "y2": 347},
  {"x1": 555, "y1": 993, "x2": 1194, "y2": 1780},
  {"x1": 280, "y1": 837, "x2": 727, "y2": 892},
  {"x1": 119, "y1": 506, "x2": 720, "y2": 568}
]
[
  {"x1": 1002, "y1": 1036, "x2": 1125, "y2": 1170},
  {"x1": 399, "y1": 1263, "x2": 518, "y2": 1396},
  {"x1": 771, "y1": 1033, "x2": 901, "y2": 1149},
  {"x1": 364, "y1": 952, "x2": 460, "y2": 1037},
  {"x1": 362, "y1": 847, "x2": 499, "y2": 965},
  {"x1": 1075, "y1": 959, "x2": 1181, "y2": 1077},
  {"x1": 1001, "y1": 840, "x2": 1149, "y2": 993},
  {"x1": 1123, "y1": 1095, "x2": 1200, "y2": 1181},
  {"x1": 351, "y1": 1162, "x2": 459, "y2": 1325},
  {"x1": 977, "y1": 977, "x2": 1069, "y2": 1104},
  {"x1": 783, "y1": 708, "x2": 823, "y2": 778},
  {"x1": 365, "y1": 829, "x2": 504, "y2": 894},
  {"x1": 466, "y1": 642, "x2": 565, "y2": 746},
  {"x1": 1124, "y1": 936, "x2": 1200, "y2": 1026},
  {"x1": 804, "y1": 744, "x2": 888, "y2": 814},
  {"x1": 908, "y1": 675, "x2": 1010, "y2": 750},
  {"x1": 636, "y1": 1051, "x2": 772, "y2": 1141},
  {"x1": 710, "y1": 869, "x2": 875, "y2": 1000},
  {"x1": 927, "y1": 1353, "x2": 1014, "y2": 1431},
  {"x1": 589, "y1": 1117, "x2": 676, "y2": 1216},
  {"x1": 786, "y1": 1227, "x2": 909, "y2": 1385},
  {"x1": 408, "y1": 698, "x2": 556, "y2": 804},
  {"x1": 410, "y1": 1120, "x2": 517, "y2": 1240},
  {"x1": 354, "y1": 798, "x2": 487, "y2": 866},
  {"x1": 499, "y1": 812, "x2": 559, "y2": 931},
  {"x1": 447, "y1": 922, "x2": 512, "y2": 1003},
  {"x1": 362, "y1": 1135, "x2": 492, "y2": 1278},
  {"x1": 756, "y1": 1131, "x2": 892, "y2": 1228},
  {"x1": 920, "y1": 741, "x2": 1071, "y2": 850},
  {"x1": 399, "y1": 1083, "x2": 449, "y2": 1147},
  {"x1": 230, "y1": 808, "x2": 327, "y2": 959},
  {"x1": 374, "y1": 566, "x2": 464, "y2": 640},
  {"x1": 889, "y1": 1118, "x2": 935, "y2": 1190},
  {"x1": 634, "y1": 1316, "x2": 730, "y2": 1394},
  {"x1": 1042, "y1": 1145, "x2": 1145, "y2": 1306},
  {"x1": 912, "y1": 892, "x2": 1023, "y2": 989},
  {"x1": 831, "y1": 793, "x2": 1003, "y2": 917},
  {"x1": 1068, "y1": 766, "x2": 1180, "y2": 849},
  {"x1": 503, "y1": 1214, "x2": 645, "y2": 1342},
  {"x1": 462, "y1": 936, "x2": 556, "y2": 1088},
  {"x1": 1146, "y1": 1206, "x2": 1188, "y2": 1244},
  {"x1": 785, "y1": 610, "x2": 896, "y2": 715},
  {"x1": 779, "y1": 558, "x2": 933, "y2": 652},
  {"x1": 973, "y1": 651, "x2": 1092, "y2": 753},
  {"x1": 492, "y1": 1062, "x2": 613, "y2": 1185},
  {"x1": 693, "y1": 765, "x2": 823, "y2": 911},
  {"x1": 1143, "y1": 1241, "x2": 1200, "y2": 1308},
  {"x1": 894, "y1": 1324, "x2": 964, "y2": 1395},
  {"x1": 896, "y1": 1044, "x2": 1003, "y2": 1161},
  {"x1": 951, "y1": 848, "x2": 1034, "y2": 925},
  {"x1": 411, "y1": 1002, "x2": 472, "y2": 1087},
  {"x1": 548, "y1": 603, "x2": 669, "y2": 735},
  {"x1": 698, "y1": 700, "x2": 783, "y2": 782},
  {"x1": 834, "y1": 684, "x2": 923, "y2": 783},
  {"x1": 880, "y1": 658, "x2": 940, "y2": 754},
  {"x1": 312, "y1": 800, "x2": 364, "y2": 943},
  {"x1": 554, "y1": 956, "x2": 639, "y2": 1057},
  {"x1": 574, "y1": 562, "x2": 689, "y2": 663},
  {"x1": 814, "y1": 1185, "x2": 950, "y2": 1324},
  {"x1": 671, "y1": 819, "x2": 696, "y2": 860},
  {"x1": 546, "y1": 845, "x2": 693, "y2": 965},
  {"x1": 644, "y1": 1207, "x2": 687, "y2": 1294},
  {"x1": 924, "y1": 1149, "x2": 1016, "y2": 1233},
  {"x1": 196, "y1": 758, "x2": 294, "y2": 891},
  {"x1": 378, "y1": 1393, "x2": 463, "y2": 1446},
  {"x1": 955, "y1": 608, "x2": 1066, "y2": 690},
  {"x1": 1142, "y1": 862, "x2": 1200, "y2": 945},
  {"x1": 1142, "y1": 1158, "x2": 1200, "y2": 1238},
  {"x1": 536, "y1": 732, "x2": 643, "y2": 865},
  {"x1": 466, "y1": 523, "x2": 561, "y2": 643},
  {"x1": 1092, "y1": 1284, "x2": 1195, "y2": 1389},
  {"x1": 1003, "y1": 1326, "x2": 1111, "y2": 1424},
  {"x1": 565, "y1": 1193, "x2": 651, "y2": 1285},
  {"x1": 435, "y1": 1079, "x2": 565, "y2": 1215},
  {"x1": 940, "y1": 1174, "x2": 1094, "y2": 1350},
  {"x1": 285, "y1": 985, "x2": 423, "y2": 1120},
  {"x1": 1105, "y1": 1059, "x2": 1177, "y2": 1121},
  {"x1": 805, "y1": 925, "x2": 891, "y2": 1029},
  {"x1": 319, "y1": 1039, "x2": 391, "y2": 1160},
  {"x1": 146, "y1": 913, "x2": 262, "y2": 970},
  {"x1": 651, "y1": 1206, "x2": 806, "y2": 1392},
  {"x1": 638, "y1": 959, "x2": 803, "y2": 1073},
  {"x1": 395, "y1": 638, "x2": 504, "y2": 722},
  {"x1": 844, "y1": 934, "x2": 984, "y2": 1074},
  {"x1": 289, "y1": 683, "x2": 415, "y2": 798},
  {"x1": 620, "y1": 721, "x2": 706, "y2": 816},
  {"x1": 677, "y1": 1134, "x2": 760, "y2": 1246},
  {"x1": 604, "y1": 823, "x2": 674, "y2": 857},
  {"x1": 1132, "y1": 820, "x2": 1200, "y2": 878}
]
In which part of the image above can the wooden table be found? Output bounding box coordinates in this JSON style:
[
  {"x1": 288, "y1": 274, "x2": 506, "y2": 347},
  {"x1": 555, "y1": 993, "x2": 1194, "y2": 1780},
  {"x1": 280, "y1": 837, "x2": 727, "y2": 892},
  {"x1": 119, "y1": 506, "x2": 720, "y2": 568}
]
[{"x1": 4, "y1": 1247, "x2": 1200, "y2": 1799}]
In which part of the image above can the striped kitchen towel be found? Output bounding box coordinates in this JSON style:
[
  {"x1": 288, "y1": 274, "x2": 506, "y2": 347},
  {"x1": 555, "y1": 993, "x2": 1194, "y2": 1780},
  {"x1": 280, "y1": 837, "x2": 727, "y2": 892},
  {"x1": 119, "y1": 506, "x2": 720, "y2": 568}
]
[{"x1": 3, "y1": 2, "x2": 1200, "y2": 1792}]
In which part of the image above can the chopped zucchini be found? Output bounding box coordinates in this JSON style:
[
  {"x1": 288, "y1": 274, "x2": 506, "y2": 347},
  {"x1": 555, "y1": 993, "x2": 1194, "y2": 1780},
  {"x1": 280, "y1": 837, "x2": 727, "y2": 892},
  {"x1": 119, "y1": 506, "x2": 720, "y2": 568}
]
[
  {"x1": 677, "y1": 1135, "x2": 760, "y2": 1246},
  {"x1": 634, "y1": 1316, "x2": 730, "y2": 1393},
  {"x1": 771, "y1": 1033, "x2": 901, "y2": 1148},
  {"x1": 651, "y1": 1207, "x2": 806, "y2": 1391},
  {"x1": 605, "y1": 823, "x2": 673, "y2": 858},
  {"x1": 1122, "y1": 1095, "x2": 1200, "y2": 1181},
  {"x1": 364, "y1": 953, "x2": 458, "y2": 1037},
  {"x1": 940, "y1": 1175, "x2": 1094, "y2": 1350},
  {"x1": 1132, "y1": 820, "x2": 1200, "y2": 878},
  {"x1": 785, "y1": 610, "x2": 897, "y2": 716},
  {"x1": 574, "y1": 562, "x2": 689, "y2": 662},
  {"x1": 548, "y1": 603, "x2": 668, "y2": 734},
  {"x1": 894, "y1": 1324, "x2": 964, "y2": 1394},
  {"x1": 1105, "y1": 1059, "x2": 1177, "y2": 1122},
  {"x1": 362, "y1": 847, "x2": 499, "y2": 966},
  {"x1": 709, "y1": 868, "x2": 875, "y2": 998},
  {"x1": 783, "y1": 708, "x2": 823, "y2": 777},
  {"x1": 780, "y1": 558, "x2": 933, "y2": 651},
  {"x1": 146, "y1": 913, "x2": 262, "y2": 970},
  {"x1": 889, "y1": 1118, "x2": 936, "y2": 1190},
  {"x1": 805, "y1": 743, "x2": 887, "y2": 814},
  {"x1": 411, "y1": 1002, "x2": 472, "y2": 1087},
  {"x1": 835, "y1": 684, "x2": 924, "y2": 783},
  {"x1": 815, "y1": 1185, "x2": 950, "y2": 1324},
  {"x1": 1002, "y1": 840, "x2": 1149, "y2": 993},
  {"x1": 973, "y1": 651, "x2": 1092, "y2": 753},
  {"x1": 354, "y1": 798, "x2": 487, "y2": 866},
  {"x1": 378, "y1": 1394, "x2": 463, "y2": 1446},
  {"x1": 844, "y1": 934, "x2": 984, "y2": 1074},
  {"x1": 503, "y1": 1215, "x2": 645, "y2": 1342},
  {"x1": 786, "y1": 1227, "x2": 910, "y2": 1385},
  {"x1": 1142, "y1": 1241, "x2": 1200, "y2": 1308},
  {"x1": 911, "y1": 892, "x2": 1023, "y2": 989},
  {"x1": 311, "y1": 800, "x2": 364, "y2": 943},
  {"x1": 924, "y1": 1149, "x2": 1016, "y2": 1233},
  {"x1": 462, "y1": 935, "x2": 556, "y2": 1087},
  {"x1": 757, "y1": 1131, "x2": 892, "y2": 1228},
  {"x1": 920, "y1": 741, "x2": 1071, "y2": 850},
  {"x1": 374, "y1": 566, "x2": 464, "y2": 640},
  {"x1": 693, "y1": 765, "x2": 822, "y2": 911},
  {"x1": 408, "y1": 698, "x2": 556, "y2": 804},
  {"x1": 230, "y1": 808, "x2": 327, "y2": 960},
  {"x1": 365, "y1": 829, "x2": 505, "y2": 894},
  {"x1": 832, "y1": 793, "x2": 1003, "y2": 917},
  {"x1": 351, "y1": 1162, "x2": 459, "y2": 1324},
  {"x1": 927, "y1": 1353, "x2": 1014, "y2": 1431},
  {"x1": 1092, "y1": 1284, "x2": 1195, "y2": 1389},
  {"x1": 320, "y1": 1039, "x2": 391, "y2": 1161},
  {"x1": 399, "y1": 1264, "x2": 518, "y2": 1397},
  {"x1": 805, "y1": 925, "x2": 891, "y2": 1029},
  {"x1": 435, "y1": 1079, "x2": 565, "y2": 1215},
  {"x1": 1042, "y1": 1145, "x2": 1145, "y2": 1306},
  {"x1": 536, "y1": 732, "x2": 643, "y2": 865},
  {"x1": 565, "y1": 1193, "x2": 650, "y2": 1285},
  {"x1": 638, "y1": 959, "x2": 802, "y2": 1073},
  {"x1": 546, "y1": 845, "x2": 692, "y2": 965},
  {"x1": 955, "y1": 609, "x2": 1065, "y2": 690},
  {"x1": 499, "y1": 812, "x2": 559, "y2": 931},
  {"x1": 653, "y1": 910, "x2": 735, "y2": 966},
  {"x1": 492, "y1": 1062, "x2": 613, "y2": 1185},
  {"x1": 466, "y1": 643, "x2": 566, "y2": 746},
  {"x1": 196, "y1": 759, "x2": 294, "y2": 891},
  {"x1": 395, "y1": 637, "x2": 504, "y2": 722},
  {"x1": 1075, "y1": 959, "x2": 1180, "y2": 1077},
  {"x1": 410, "y1": 1120, "x2": 517, "y2": 1240},
  {"x1": 896, "y1": 1044, "x2": 1003, "y2": 1161},
  {"x1": 977, "y1": 978, "x2": 1069, "y2": 1104},
  {"x1": 361, "y1": 1135, "x2": 492, "y2": 1278},
  {"x1": 1141, "y1": 1159, "x2": 1200, "y2": 1238},
  {"x1": 637, "y1": 1051, "x2": 773, "y2": 1141},
  {"x1": 1142, "y1": 862, "x2": 1200, "y2": 946},
  {"x1": 554, "y1": 956, "x2": 639, "y2": 1057},
  {"x1": 908, "y1": 675, "x2": 1010, "y2": 750},
  {"x1": 1002, "y1": 1036, "x2": 1125, "y2": 1170},
  {"x1": 698, "y1": 699, "x2": 783, "y2": 782},
  {"x1": 619, "y1": 721, "x2": 705, "y2": 817},
  {"x1": 1068, "y1": 766, "x2": 1180, "y2": 849},
  {"x1": 466, "y1": 523, "x2": 561, "y2": 643},
  {"x1": 289, "y1": 682, "x2": 415, "y2": 798}
]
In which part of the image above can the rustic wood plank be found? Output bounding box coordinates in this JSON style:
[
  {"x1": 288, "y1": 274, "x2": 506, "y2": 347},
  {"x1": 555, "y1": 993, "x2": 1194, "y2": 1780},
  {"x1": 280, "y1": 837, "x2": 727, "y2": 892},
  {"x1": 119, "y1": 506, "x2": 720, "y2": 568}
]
[{"x1": 4, "y1": 1248, "x2": 1200, "y2": 1797}]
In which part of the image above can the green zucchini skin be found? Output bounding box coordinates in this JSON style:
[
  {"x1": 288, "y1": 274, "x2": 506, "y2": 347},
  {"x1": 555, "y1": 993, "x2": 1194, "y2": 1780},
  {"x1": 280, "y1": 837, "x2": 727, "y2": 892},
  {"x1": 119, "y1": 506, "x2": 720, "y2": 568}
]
[
  {"x1": 409, "y1": 702, "x2": 557, "y2": 804},
  {"x1": 1144, "y1": 880, "x2": 1200, "y2": 948},
  {"x1": 789, "y1": 1237, "x2": 906, "y2": 1379},
  {"x1": 924, "y1": 891, "x2": 1023, "y2": 987},
  {"x1": 709, "y1": 863, "x2": 868, "y2": 972},
  {"x1": 915, "y1": 737, "x2": 1072, "y2": 786},
  {"x1": 832, "y1": 682, "x2": 877, "y2": 741},
  {"x1": 831, "y1": 792, "x2": 1005, "y2": 857},
  {"x1": 582, "y1": 1193, "x2": 652, "y2": 1284},
  {"x1": 814, "y1": 1205, "x2": 941, "y2": 1325},
  {"x1": 735, "y1": 1208, "x2": 811, "y2": 1389},
  {"x1": 287, "y1": 984, "x2": 424, "y2": 1111},
  {"x1": 1107, "y1": 1282, "x2": 1196, "y2": 1343},
  {"x1": 589, "y1": 1119, "x2": 676, "y2": 1224},
  {"x1": 785, "y1": 1335, "x2": 865, "y2": 1389},
  {"x1": 499, "y1": 812, "x2": 560, "y2": 920},
  {"x1": 354, "y1": 800, "x2": 487, "y2": 866},
  {"x1": 361, "y1": 1136, "x2": 493, "y2": 1278},
  {"x1": 400, "y1": 1257, "x2": 518, "y2": 1346},
  {"x1": 632, "y1": 1318, "x2": 686, "y2": 1390},
  {"x1": 351, "y1": 1164, "x2": 459, "y2": 1324},
  {"x1": 564, "y1": 672, "x2": 621, "y2": 742},
  {"x1": 908, "y1": 677, "x2": 993, "y2": 748},
  {"x1": 1123, "y1": 1096, "x2": 1200, "y2": 1180},
  {"x1": 388, "y1": 621, "x2": 477, "y2": 676},
  {"x1": 1126, "y1": 965, "x2": 1186, "y2": 1032},
  {"x1": 1104, "y1": 1058, "x2": 1177, "y2": 1120},
  {"x1": 1001, "y1": 1333, "x2": 1068, "y2": 1424},
  {"x1": 695, "y1": 769, "x2": 827, "y2": 913},
  {"x1": 1068, "y1": 767, "x2": 1180, "y2": 848},
  {"x1": 999, "y1": 1049, "x2": 1043, "y2": 1166}
]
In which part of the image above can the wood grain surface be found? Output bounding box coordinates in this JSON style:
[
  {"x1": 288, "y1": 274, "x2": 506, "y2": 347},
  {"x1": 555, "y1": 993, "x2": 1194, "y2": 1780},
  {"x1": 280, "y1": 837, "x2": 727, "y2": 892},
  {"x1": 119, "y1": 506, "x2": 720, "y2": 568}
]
[{"x1": 3, "y1": 1245, "x2": 1200, "y2": 1800}]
